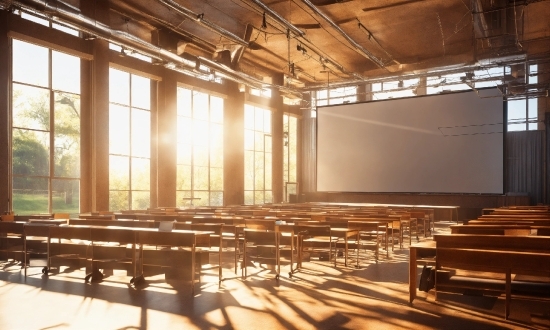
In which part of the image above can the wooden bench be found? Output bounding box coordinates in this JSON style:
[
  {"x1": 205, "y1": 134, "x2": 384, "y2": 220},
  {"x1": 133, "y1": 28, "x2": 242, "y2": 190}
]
[{"x1": 432, "y1": 234, "x2": 550, "y2": 319}]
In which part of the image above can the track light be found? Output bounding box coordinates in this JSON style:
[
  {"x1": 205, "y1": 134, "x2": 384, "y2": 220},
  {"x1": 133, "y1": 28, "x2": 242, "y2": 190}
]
[
  {"x1": 261, "y1": 12, "x2": 267, "y2": 29},
  {"x1": 196, "y1": 13, "x2": 204, "y2": 21}
]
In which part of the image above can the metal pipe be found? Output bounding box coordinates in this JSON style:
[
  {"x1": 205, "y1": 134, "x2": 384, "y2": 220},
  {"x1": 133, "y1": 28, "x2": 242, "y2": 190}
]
[
  {"x1": 157, "y1": 0, "x2": 249, "y2": 47},
  {"x1": 299, "y1": 0, "x2": 386, "y2": 69},
  {"x1": 248, "y1": 0, "x2": 305, "y2": 37},
  {"x1": 12, "y1": 0, "x2": 271, "y2": 89}
]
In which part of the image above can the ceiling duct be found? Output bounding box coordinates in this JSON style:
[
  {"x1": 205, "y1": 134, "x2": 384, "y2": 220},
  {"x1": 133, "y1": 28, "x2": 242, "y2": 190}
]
[
  {"x1": 299, "y1": 0, "x2": 386, "y2": 69},
  {"x1": 10, "y1": 0, "x2": 274, "y2": 90},
  {"x1": 157, "y1": 0, "x2": 249, "y2": 47},
  {"x1": 248, "y1": 0, "x2": 305, "y2": 37}
]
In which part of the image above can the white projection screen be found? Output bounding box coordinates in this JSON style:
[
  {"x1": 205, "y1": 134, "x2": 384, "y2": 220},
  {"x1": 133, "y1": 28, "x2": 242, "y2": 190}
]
[{"x1": 317, "y1": 89, "x2": 504, "y2": 194}]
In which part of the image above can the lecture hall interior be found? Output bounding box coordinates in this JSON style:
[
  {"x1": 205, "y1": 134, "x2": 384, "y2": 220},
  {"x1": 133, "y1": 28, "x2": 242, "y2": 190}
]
[{"x1": 1, "y1": 0, "x2": 550, "y2": 329}]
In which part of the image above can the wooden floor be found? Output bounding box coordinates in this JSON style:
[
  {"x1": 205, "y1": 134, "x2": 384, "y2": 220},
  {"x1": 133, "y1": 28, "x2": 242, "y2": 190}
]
[{"x1": 1, "y1": 222, "x2": 548, "y2": 330}]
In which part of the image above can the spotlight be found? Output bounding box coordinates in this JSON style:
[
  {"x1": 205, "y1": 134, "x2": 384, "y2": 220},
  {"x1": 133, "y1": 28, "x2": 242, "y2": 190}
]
[{"x1": 261, "y1": 12, "x2": 267, "y2": 29}]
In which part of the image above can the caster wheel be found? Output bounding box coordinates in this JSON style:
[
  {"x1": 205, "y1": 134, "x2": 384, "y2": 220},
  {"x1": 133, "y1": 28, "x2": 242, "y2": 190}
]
[
  {"x1": 84, "y1": 274, "x2": 92, "y2": 282},
  {"x1": 42, "y1": 267, "x2": 48, "y2": 274},
  {"x1": 130, "y1": 277, "x2": 135, "y2": 284},
  {"x1": 275, "y1": 274, "x2": 279, "y2": 280},
  {"x1": 288, "y1": 272, "x2": 292, "y2": 278}
]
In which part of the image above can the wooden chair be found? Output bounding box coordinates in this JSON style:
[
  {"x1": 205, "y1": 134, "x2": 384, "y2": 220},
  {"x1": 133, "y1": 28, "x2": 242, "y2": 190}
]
[
  {"x1": 242, "y1": 228, "x2": 282, "y2": 280},
  {"x1": 23, "y1": 223, "x2": 51, "y2": 276},
  {"x1": 0, "y1": 222, "x2": 24, "y2": 263},
  {"x1": 86, "y1": 227, "x2": 135, "y2": 283}
]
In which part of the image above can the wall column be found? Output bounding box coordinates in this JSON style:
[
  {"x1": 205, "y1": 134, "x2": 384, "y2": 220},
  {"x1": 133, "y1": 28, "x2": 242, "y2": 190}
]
[
  {"x1": 156, "y1": 68, "x2": 177, "y2": 207},
  {"x1": 81, "y1": 0, "x2": 110, "y2": 211},
  {"x1": 224, "y1": 82, "x2": 245, "y2": 206},
  {"x1": 0, "y1": 11, "x2": 10, "y2": 214}
]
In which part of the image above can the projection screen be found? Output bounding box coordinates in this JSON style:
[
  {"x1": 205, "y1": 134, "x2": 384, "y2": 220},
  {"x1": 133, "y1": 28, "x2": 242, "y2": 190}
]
[{"x1": 316, "y1": 89, "x2": 504, "y2": 194}]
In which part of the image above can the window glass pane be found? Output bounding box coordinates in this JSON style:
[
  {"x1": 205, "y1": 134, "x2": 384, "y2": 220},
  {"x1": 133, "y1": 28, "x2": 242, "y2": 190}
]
[
  {"x1": 192, "y1": 120, "x2": 209, "y2": 146},
  {"x1": 54, "y1": 93, "x2": 80, "y2": 178},
  {"x1": 178, "y1": 116, "x2": 192, "y2": 144},
  {"x1": 529, "y1": 65, "x2": 538, "y2": 84},
  {"x1": 263, "y1": 109, "x2": 271, "y2": 133},
  {"x1": 265, "y1": 191, "x2": 273, "y2": 204},
  {"x1": 194, "y1": 191, "x2": 209, "y2": 207},
  {"x1": 177, "y1": 165, "x2": 191, "y2": 190},
  {"x1": 21, "y1": 12, "x2": 49, "y2": 26},
  {"x1": 110, "y1": 190, "x2": 129, "y2": 211},
  {"x1": 177, "y1": 143, "x2": 192, "y2": 165},
  {"x1": 13, "y1": 40, "x2": 49, "y2": 87},
  {"x1": 194, "y1": 144, "x2": 209, "y2": 167},
  {"x1": 52, "y1": 23, "x2": 79, "y2": 36},
  {"x1": 13, "y1": 176, "x2": 49, "y2": 215},
  {"x1": 254, "y1": 191, "x2": 264, "y2": 204},
  {"x1": 131, "y1": 157, "x2": 150, "y2": 191},
  {"x1": 109, "y1": 155, "x2": 129, "y2": 190},
  {"x1": 210, "y1": 96, "x2": 224, "y2": 123},
  {"x1": 317, "y1": 90, "x2": 328, "y2": 99},
  {"x1": 132, "y1": 191, "x2": 150, "y2": 210},
  {"x1": 210, "y1": 191, "x2": 223, "y2": 206},
  {"x1": 52, "y1": 51, "x2": 80, "y2": 94},
  {"x1": 508, "y1": 123, "x2": 525, "y2": 132},
  {"x1": 131, "y1": 108, "x2": 150, "y2": 158},
  {"x1": 131, "y1": 75, "x2": 151, "y2": 110},
  {"x1": 265, "y1": 152, "x2": 272, "y2": 190},
  {"x1": 193, "y1": 92, "x2": 209, "y2": 120},
  {"x1": 109, "y1": 104, "x2": 130, "y2": 155},
  {"x1": 176, "y1": 190, "x2": 192, "y2": 207},
  {"x1": 193, "y1": 166, "x2": 209, "y2": 190},
  {"x1": 12, "y1": 129, "x2": 49, "y2": 176},
  {"x1": 109, "y1": 68, "x2": 130, "y2": 105},
  {"x1": 255, "y1": 132, "x2": 264, "y2": 151},
  {"x1": 244, "y1": 191, "x2": 254, "y2": 205},
  {"x1": 245, "y1": 104, "x2": 254, "y2": 129},
  {"x1": 264, "y1": 135, "x2": 272, "y2": 153},
  {"x1": 12, "y1": 83, "x2": 50, "y2": 130},
  {"x1": 177, "y1": 87, "x2": 192, "y2": 117},
  {"x1": 528, "y1": 98, "x2": 538, "y2": 130},
  {"x1": 52, "y1": 179, "x2": 79, "y2": 215},
  {"x1": 254, "y1": 107, "x2": 263, "y2": 131},
  {"x1": 245, "y1": 130, "x2": 254, "y2": 150},
  {"x1": 254, "y1": 151, "x2": 264, "y2": 190},
  {"x1": 210, "y1": 167, "x2": 223, "y2": 191},
  {"x1": 244, "y1": 150, "x2": 254, "y2": 190},
  {"x1": 210, "y1": 124, "x2": 223, "y2": 167},
  {"x1": 507, "y1": 100, "x2": 526, "y2": 122}
]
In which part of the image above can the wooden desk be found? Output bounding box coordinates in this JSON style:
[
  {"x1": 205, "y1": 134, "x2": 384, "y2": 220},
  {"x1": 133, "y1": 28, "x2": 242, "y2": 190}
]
[
  {"x1": 409, "y1": 241, "x2": 436, "y2": 304},
  {"x1": 330, "y1": 228, "x2": 359, "y2": 267}
]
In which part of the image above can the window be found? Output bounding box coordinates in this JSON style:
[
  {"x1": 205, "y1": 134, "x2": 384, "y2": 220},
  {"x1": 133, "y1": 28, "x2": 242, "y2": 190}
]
[
  {"x1": 283, "y1": 114, "x2": 298, "y2": 202},
  {"x1": 507, "y1": 64, "x2": 538, "y2": 131},
  {"x1": 11, "y1": 39, "x2": 81, "y2": 215},
  {"x1": 244, "y1": 105, "x2": 272, "y2": 205},
  {"x1": 427, "y1": 73, "x2": 470, "y2": 94},
  {"x1": 250, "y1": 88, "x2": 272, "y2": 98},
  {"x1": 176, "y1": 88, "x2": 224, "y2": 207},
  {"x1": 20, "y1": 11, "x2": 79, "y2": 36},
  {"x1": 108, "y1": 68, "x2": 151, "y2": 211},
  {"x1": 316, "y1": 86, "x2": 357, "y2": 106},
  {"x1": 372, "y1": 78, "x2": 419, "y2": 100}
]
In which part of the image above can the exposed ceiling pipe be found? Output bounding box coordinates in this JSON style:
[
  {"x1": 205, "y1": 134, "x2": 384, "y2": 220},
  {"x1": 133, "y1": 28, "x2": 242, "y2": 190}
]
[
  {"x1": 10, "y1": 0, "x2": 277, "y2": 90},
  {"x1": 157, "y1": 0, "x2": 249, "y2": 47},
  {"x1": 248, "y1": 0, "x2": 305, "y2": 37},
  {"x1": 110, "y1": 1, "x2": 216, "y2": 53},
  {"x1": 471, "y1": 0, "x2": 489, "y2": 39},
  {"x1": 299, "y1": 0, "x2": 386, "y2": 69}
]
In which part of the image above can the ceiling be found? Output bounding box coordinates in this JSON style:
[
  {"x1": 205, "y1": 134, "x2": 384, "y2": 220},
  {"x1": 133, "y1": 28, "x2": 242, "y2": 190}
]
[{"x1": 8, "y1": 0, "x2": 550, "y2": 92}]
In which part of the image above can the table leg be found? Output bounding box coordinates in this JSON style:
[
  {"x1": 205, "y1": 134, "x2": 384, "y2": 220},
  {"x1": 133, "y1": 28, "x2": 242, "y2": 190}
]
[{"x1": 409, "y1": 247, "x2": 417, "y2": 304}]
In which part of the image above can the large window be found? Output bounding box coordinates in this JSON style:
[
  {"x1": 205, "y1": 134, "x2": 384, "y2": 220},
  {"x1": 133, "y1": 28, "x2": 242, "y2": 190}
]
[
  {"x1": 372, "y1": 78, "x2": 419, "y2": 100},
  {"x1": 244, "y1": 105, "x2": 272, "y2": 205},
  {"x1": 283, "y1": 114, "x2": 298, "y2": 202},
  {"x1": 176, "y1": 87, "x2": 224, "y2": 207},
  {"x1": 108, "y1": 68, "x2": 151, "y2": 211},
  {"x1": 316, "y1": 86, "x2": 357, "y2": 106},
  {"x1": 508, "y1": 64, "x2": 538, "y2": 131},
  {"x1": 11, "y1": 39, "x2": 81, "y2": 215}
]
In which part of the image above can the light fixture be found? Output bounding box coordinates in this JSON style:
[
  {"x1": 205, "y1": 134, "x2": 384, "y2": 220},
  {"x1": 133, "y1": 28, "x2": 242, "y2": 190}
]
[
  {"x1": 261, "y1": 12, "x2": 267, "y2": 29},
  {"x1": 398, "y1": 80, "x2": 404, "y2": 88}
]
